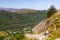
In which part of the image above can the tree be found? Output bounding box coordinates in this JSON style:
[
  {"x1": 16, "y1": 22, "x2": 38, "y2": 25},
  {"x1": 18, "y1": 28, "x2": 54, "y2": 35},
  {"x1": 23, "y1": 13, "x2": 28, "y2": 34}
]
[
  {"x1": 0, "y1": 36, "x2": 4, "y2": 40},
  {"x1": 13, "y1": 33, "x2": 25, "y2": 40},
  {"x1": 47, "y1": 5, "x2": 57, "y2": 18}
]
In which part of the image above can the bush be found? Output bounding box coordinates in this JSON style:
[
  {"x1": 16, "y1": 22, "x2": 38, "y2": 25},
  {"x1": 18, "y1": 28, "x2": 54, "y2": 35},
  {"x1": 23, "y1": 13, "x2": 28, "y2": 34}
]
[{"x1": 47, "y1": 5, "x2": 57, "y2": 18}]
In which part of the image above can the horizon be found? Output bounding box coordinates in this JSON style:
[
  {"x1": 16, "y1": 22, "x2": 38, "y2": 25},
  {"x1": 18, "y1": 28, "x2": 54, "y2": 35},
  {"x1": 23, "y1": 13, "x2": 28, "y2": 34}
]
[{"x1": 0, "y1": 0, "x2": 60, "y2": 10}]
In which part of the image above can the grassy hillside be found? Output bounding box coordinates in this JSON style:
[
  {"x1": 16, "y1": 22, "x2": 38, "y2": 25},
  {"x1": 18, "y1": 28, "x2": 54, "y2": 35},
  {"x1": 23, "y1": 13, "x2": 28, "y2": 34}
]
[
  {"x1": 31, "y1": 10, "x2": 60, "y2": 40},
  {"x1": 46, "y1": 11, "x2": 60, "y2": 40},
  {"x1": 0, "y1": 10, "x2": 47, "y2": 32},
  {"x1": 47, "y1": 18, "x2": 60, "y2": 40}
]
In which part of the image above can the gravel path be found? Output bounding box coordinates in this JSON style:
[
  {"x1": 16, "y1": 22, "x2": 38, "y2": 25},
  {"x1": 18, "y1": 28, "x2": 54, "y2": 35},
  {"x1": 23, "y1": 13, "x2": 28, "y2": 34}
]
[{"x1": 25, "y1": 32, "x2": 47, "y2": 40}]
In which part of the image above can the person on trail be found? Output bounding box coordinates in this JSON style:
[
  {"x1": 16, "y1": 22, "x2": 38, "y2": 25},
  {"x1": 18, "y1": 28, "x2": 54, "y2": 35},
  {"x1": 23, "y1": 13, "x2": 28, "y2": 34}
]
[{"x1": 44, "y1": 30, "x2": 49, "y2": 36}]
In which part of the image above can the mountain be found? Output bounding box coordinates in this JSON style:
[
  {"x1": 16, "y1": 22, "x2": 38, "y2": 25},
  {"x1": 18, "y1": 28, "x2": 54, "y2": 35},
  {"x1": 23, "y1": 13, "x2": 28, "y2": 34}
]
[
  {"x1": 16, "y1": 9, "x2": 37, "y2": 13},
  {"x1": 32, "y1": 10, "x2": 60, "y2": 33},
  {"x1": 0, "y1": 7, "x2": 38, "y2": 13},
  {"x1": 0, "y1": 10, "x2": 47, "y2": 32},
  {"x1": 32, "y1": 10, "x2": 60, "y2": 40},
  {"x1": 47, "y1": 10, "x2": 60, "y2": 40},
  {"x1": 0, "y1": 7, "x2": 18, "y2": 12}
]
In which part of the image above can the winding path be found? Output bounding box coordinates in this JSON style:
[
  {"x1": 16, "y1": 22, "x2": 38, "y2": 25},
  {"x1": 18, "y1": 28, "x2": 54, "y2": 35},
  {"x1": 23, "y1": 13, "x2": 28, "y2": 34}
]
[{"x1": 25, "y1": 32, "x2": 47, "y2": 40}]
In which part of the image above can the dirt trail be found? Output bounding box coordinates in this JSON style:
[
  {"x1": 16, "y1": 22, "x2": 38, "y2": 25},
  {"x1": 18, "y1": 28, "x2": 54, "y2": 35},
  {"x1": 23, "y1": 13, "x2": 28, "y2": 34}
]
[
  {"x1": 25, "y1": 32, "x2": 47, "y2": 40},
  {"x1": 32, "y1": 19, "x2": 47, "y2": 33}
]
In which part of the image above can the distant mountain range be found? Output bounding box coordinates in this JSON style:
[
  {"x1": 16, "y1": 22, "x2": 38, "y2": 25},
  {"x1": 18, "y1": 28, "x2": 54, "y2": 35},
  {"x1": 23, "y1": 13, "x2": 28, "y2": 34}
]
[
  {"x1": 0, "y1": 7, "x2": 38, "y2": 13},
  {"x1": 0, "y1": 7, "x2": 47, "y2": 13},
  {"x1": 0, "y1": 7, "x2": 18, "y2": 12}
]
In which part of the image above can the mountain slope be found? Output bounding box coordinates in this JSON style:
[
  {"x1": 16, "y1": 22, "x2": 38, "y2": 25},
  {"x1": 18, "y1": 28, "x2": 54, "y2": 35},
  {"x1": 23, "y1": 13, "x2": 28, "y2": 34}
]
[
  {"x1": 16, "y1": 9, "x2": 37, "y2": 13},
  {"x1": 0, "y1": 10, "x2": 46, "y2": 32},
  {"x1": 46, "y1": 11, "x2": 60, "y2": 40},
  {"x1": 31, "y1": 10, "x2": 60, "y2": 40},
  {"x1": 0, "y1": 7, "x2": 18, "y2": 12},
  {"x1": 32, "y1": 10, "x2": 60, "y2": 33}
]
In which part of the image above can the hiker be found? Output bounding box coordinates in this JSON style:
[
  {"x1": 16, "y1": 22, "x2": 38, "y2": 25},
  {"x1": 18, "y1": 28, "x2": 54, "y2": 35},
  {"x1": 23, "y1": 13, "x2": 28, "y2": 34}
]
[{"x1": 44, "y1": 30, "x2": 49, "y2": 36}]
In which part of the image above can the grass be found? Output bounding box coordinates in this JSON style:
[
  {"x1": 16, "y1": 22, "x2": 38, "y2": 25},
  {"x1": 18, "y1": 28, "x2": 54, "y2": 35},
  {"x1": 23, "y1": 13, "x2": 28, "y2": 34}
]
[
  {"x1": 0, "y1": 31, "x2": 8, "y2": 37},
  {"x1": 46, "y1": 16, "x2": 60, "y2": 40}
]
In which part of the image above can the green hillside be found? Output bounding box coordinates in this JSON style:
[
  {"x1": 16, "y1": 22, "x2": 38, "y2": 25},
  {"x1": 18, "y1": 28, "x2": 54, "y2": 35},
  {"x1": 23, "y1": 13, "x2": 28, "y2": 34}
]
[
  {"x1": 47, "y1": 18, "x2": 60, "y2": 40},
  {"x1": 46, "y1": 11, "x2": 60, "y2": 40},
  {"x1": 0, "y1": 10, "x2": 47, "y2": 32}
]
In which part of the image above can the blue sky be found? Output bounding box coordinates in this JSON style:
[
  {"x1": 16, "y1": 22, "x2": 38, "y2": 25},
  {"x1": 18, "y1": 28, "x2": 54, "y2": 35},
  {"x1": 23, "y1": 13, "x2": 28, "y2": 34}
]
[{"x1": 0, "y1": 0, "x2": 60, "y2": 10}]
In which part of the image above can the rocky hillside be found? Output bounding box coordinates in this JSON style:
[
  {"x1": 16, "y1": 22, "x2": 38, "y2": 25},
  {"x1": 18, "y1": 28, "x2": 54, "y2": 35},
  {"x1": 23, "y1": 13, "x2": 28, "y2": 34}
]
[{"x1": 32, "y1": 10, "x2": 60, "y2": 33}]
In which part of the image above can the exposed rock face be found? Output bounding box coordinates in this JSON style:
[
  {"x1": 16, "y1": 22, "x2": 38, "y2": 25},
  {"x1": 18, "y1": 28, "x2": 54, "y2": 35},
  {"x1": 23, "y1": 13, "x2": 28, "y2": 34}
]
[
  {"x1": 32, "y1": 10, "x2": 60, "y2": 33},
  {"x1": 32, "y1": 19, "x2": 47, "y2": 33}
]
